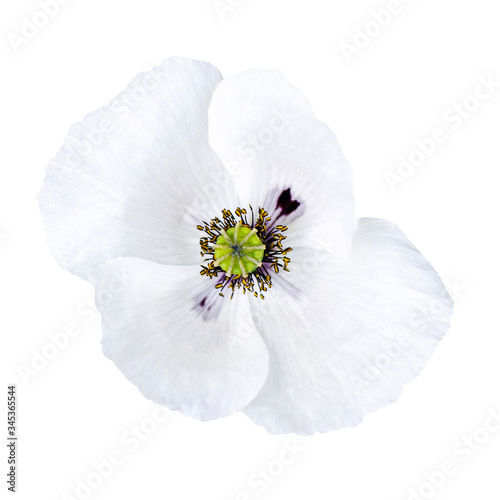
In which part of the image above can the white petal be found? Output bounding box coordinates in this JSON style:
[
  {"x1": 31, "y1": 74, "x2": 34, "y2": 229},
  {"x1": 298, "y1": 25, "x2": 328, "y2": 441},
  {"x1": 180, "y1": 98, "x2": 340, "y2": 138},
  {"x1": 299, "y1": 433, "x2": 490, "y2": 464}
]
[
  {"x1": 208, "y1": 69, "x2": 357, "y2": 258},
  {"x1": 39, "y1": 57, "x2": 238, "y2": 280},
  {"x1": 90, "y1": 257, "x2": 269, "y2": 421},
  {"x1": 244, "y1": 218, "x2": 453, "y2": 434}
]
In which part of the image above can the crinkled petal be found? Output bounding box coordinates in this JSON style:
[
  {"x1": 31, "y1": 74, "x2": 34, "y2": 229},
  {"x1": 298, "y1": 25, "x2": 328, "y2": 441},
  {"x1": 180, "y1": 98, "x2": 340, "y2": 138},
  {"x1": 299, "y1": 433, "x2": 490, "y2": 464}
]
[
  {"x1": 208, "y1": 69, "x2": 357, "y2": 258},
  {"x1": 39, "y1": 57, "x2": 238, "y2": 279},
  {"x1": 244, "y1": 218, "x2": 453, "y2": 434},
  {"x1": 89, "y1": 257, "x2": 269, "y2": 421}
]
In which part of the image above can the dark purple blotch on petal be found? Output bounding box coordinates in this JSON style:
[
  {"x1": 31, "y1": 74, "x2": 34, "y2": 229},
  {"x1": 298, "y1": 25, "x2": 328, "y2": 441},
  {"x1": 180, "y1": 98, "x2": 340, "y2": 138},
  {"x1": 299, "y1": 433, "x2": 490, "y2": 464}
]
[
  {"x1": 193, "y1": 295, "x2": 215, "y2": 321},
  {"x1": 276, "y1": 188, "x2": 300, "y2": 216},
  {"x1": 193, "y1": 279, "x2": 225, "y2": 321}
]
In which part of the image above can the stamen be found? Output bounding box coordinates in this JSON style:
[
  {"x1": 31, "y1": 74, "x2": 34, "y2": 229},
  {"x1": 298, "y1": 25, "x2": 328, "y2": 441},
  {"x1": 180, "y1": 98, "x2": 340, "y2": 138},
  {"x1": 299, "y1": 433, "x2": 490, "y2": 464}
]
[{"x1": 197, "y1": 206, "x2": 293, "y2": 299}]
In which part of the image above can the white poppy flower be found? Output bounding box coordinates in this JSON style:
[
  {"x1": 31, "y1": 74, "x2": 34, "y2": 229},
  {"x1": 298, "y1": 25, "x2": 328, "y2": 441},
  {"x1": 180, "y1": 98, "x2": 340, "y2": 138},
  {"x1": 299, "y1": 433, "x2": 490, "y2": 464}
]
[{"x1": 39, "y1": 57, "x2": 453, "y2": 435}]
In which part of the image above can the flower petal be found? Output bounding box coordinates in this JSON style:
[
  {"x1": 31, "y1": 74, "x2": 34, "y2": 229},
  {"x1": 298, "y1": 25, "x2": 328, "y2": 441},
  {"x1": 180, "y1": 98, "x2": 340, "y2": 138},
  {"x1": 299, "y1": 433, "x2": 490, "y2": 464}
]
[
  {"x1": 207, "y1": 69, "x2": 357, "y2": 258},
  {"x1": 244, "y1": 218, "x2": 453, "y2": 435},
  {"x1": 89, "y1": 257, "x2": 269, "y2": 421},
  {"x1": 39, "y1": 57, "x2": 238, "y2": 279}
]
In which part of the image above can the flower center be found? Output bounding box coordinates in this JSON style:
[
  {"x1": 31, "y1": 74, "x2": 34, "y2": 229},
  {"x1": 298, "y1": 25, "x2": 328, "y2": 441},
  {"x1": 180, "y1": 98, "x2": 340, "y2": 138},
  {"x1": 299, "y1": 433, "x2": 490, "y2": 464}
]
[
  {"x1": 213, "y1": 223, "x2": 265, "y2": 277},
  {"x1": 197, "y1": 206, "x2": 292, "y2": 299}
]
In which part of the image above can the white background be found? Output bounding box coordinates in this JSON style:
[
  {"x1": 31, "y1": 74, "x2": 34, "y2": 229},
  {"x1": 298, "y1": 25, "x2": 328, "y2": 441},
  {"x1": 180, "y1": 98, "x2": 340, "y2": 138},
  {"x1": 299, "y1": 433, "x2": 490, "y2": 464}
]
[{"x1": 1, "y1": 0, "x2": 500, "y2": 499}]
